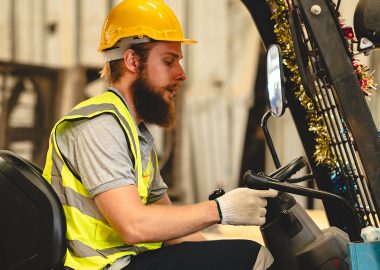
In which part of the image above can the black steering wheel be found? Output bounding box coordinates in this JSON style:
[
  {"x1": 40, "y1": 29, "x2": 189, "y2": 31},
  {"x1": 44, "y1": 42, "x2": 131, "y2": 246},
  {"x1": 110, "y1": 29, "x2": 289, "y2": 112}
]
[
  {"x1": 269, "y1": 156, "x2": 307, "y2": 182},
  {"x1": 243, "y1": 156, "x2": 307, "y2": 190}
]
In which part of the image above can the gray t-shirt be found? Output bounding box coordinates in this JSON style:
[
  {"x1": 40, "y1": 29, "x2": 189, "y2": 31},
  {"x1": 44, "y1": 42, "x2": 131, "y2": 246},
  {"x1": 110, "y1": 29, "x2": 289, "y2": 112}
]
[
  {"x1": 56, "y1": 90, "x2": 167, "y2": 269},
  {"x1": 56, "y1": 103, "x2": 167, "y2": 201}
]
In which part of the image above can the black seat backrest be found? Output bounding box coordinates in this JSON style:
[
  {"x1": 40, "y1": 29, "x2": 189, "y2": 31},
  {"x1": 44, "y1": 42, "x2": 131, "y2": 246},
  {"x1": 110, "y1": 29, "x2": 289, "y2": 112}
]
[{"x1": 0, "y1": 150, "x2": 66, "y2": 270}]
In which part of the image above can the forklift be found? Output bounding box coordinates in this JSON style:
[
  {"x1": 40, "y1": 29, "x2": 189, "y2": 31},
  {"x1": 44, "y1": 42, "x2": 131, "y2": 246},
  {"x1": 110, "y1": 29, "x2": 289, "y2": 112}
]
[
  {"x1": 239, "y1": 0, "x2": 380, "y2": 269},
  {"x1": 1, "y1": 0, "x2": 380, "y2": 269}
]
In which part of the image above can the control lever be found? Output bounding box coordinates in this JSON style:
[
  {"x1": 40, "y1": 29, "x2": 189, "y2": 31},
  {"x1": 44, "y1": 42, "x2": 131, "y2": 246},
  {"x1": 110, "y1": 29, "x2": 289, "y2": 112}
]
[{"x1": 243, "y1": 170, "x2": 362, "y2": 242}]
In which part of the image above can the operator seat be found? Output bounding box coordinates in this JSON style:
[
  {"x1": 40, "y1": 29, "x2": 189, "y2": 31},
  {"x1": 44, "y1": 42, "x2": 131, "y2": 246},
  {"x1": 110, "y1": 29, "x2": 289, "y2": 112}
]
[{"x1": 0, "y1": 150, "x2": 66, "y2": 270}]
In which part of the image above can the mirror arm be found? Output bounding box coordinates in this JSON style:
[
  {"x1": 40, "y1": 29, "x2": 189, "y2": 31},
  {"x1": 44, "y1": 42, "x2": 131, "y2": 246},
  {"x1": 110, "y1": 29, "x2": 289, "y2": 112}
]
[{"x1": 261, "y1": 110, "x2": 281, "y2": 168}]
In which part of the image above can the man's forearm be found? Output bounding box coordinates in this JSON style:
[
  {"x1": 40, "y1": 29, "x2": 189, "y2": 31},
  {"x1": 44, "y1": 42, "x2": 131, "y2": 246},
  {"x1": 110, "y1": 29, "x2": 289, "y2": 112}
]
[
  {"x1": 94, "y1": 186, "x2": 220, "y2": 245},
  {"x1": 137, "y1": 201, "x2": 217, "y2": 243},
  {"x1": 165, "y1": 231, "x2": 206, "y2": 246},
  {"x1": 153, "y1": 193, "x2": 208, "y2": 245}
]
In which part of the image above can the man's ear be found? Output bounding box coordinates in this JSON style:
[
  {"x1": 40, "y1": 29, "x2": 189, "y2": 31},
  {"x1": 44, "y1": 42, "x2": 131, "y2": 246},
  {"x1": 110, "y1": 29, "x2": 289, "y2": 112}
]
[{"x1": 123, "y1": 49, "x2": 139, "y2": 73}]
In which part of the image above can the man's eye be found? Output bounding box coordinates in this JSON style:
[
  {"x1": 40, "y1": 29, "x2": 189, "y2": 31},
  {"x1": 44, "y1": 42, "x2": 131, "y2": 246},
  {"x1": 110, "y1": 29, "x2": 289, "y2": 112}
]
[{"x1": 165, "y1": 60, "x2": 174, "y2": 66}]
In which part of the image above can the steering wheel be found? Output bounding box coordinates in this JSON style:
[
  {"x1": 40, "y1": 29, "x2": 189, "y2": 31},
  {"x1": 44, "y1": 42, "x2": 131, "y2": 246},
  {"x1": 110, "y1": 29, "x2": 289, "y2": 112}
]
[
  {"x1": 269, "y1": 156, "x2": 307, "y2": 181},
  {"x1": 243, "y1": 156, "x2": 307, "y2": 189}
]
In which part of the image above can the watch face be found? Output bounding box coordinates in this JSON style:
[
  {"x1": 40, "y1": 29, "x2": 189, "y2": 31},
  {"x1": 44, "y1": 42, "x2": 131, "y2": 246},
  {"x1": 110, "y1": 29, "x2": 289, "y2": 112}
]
[{"x1": 266, "y1": 44, "x2": 286, "y2": 117}]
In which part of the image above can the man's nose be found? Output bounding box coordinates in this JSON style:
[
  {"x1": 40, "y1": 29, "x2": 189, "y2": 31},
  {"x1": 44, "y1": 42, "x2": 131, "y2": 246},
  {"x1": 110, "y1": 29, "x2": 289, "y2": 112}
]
[{"x1": 176, "y1": 64, "x2": 186, "y2": 81}]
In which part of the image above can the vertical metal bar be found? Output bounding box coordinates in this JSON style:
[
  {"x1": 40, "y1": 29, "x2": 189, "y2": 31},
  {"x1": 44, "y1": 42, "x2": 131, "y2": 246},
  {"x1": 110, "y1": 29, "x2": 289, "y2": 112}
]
[
  {"x1": 108, "y1": 0, "x2": 114, "y2": 12},
  {"x1": 0, "y1": 71, "x2": 9, "y2": 149},
  {"x1": 75, "y1": 0, "x2": 81, "y2": 65},
  {"x1": 10, "y1": 0, "x2": 16, "y2": 61},
  {"x1": 335, "y1": 0, "x2": 341, "y2": 12},
  {"x1": 41, "y1": 0, "x2": 47, "y2": 62},
  {"x1": 30, "y1": 0, "x2": 34, "y2": 61},
  {"x1": 184, "y1": 0, "x2": 190, "y2": 74}
]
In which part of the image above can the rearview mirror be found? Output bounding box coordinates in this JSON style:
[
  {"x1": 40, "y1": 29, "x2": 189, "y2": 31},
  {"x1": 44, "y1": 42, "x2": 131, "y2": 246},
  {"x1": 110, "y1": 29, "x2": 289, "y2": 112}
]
[{"x1": 266, "y1": 44, "x2": 286, "y2": 117}]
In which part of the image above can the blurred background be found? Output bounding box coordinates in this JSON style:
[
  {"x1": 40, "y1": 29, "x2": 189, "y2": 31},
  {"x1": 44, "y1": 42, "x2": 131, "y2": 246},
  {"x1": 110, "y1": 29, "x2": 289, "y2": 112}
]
[{"x1": 1, "y1": 0, "x2": 379, "y2": 209}]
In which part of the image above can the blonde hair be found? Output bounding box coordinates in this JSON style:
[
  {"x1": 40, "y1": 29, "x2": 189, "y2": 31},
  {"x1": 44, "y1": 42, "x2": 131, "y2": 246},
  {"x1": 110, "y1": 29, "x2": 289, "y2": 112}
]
[
  {"x1": 99, "y1": 62, "x2": 111, "y2": 84},
  {"x1": 99, "y1": 60, "x2": 125, "y2": 85}
]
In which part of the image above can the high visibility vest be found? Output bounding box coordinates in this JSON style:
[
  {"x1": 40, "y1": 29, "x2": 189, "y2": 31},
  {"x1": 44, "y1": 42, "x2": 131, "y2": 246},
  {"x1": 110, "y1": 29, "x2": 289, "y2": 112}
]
[{"x1": 43, "y1": 90, "x2": 162, "y2": 269}]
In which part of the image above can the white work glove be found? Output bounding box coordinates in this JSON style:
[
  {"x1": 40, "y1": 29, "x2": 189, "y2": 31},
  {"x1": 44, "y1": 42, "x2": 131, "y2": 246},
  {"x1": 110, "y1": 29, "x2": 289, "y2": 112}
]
[{"x1": 215, "y1": 188, "x2": 278, "y2": 226}]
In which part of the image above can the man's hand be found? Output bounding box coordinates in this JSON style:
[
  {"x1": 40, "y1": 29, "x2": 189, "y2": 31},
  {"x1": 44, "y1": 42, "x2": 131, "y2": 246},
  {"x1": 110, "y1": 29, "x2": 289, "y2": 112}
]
[{"x1": 215, "y1": 188, "x2": 278, "y2": 226}]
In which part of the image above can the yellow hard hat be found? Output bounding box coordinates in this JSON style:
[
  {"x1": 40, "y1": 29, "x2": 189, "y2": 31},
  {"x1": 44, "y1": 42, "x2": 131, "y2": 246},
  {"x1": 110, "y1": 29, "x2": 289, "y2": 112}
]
[{"x1": 98, "y1": 0, "x2": 196, "y2": 52}]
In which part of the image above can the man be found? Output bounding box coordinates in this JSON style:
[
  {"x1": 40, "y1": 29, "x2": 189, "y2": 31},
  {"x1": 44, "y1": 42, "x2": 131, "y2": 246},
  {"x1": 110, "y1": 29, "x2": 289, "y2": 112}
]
[{"x1": 43, "y1": 0, "x2": 278, "y2": 269}]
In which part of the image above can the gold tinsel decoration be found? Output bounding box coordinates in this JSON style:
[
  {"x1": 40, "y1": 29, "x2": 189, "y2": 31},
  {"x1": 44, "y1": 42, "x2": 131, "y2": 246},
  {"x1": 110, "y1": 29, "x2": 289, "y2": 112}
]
[{"x1": 268, "y1": 0, "x2": 336, "y2": 167}]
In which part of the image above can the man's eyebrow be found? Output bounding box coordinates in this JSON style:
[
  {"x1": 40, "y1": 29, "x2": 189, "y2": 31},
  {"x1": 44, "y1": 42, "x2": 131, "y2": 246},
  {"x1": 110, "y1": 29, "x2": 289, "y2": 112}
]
[{"x1": 162, "y1": 52, "x2": 183, "y2": 59}]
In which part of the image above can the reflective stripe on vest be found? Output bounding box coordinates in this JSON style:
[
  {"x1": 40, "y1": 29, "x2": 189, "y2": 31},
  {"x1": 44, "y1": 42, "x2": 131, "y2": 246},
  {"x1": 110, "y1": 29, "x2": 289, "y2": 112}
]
[{"x1": 43, "y1": 91, "x2": 162, "y2": 269}]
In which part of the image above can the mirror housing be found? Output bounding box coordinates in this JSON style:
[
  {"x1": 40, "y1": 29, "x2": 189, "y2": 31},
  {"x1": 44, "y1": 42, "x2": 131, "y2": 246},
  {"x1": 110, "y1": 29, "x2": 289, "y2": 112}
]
[{"x1": 266, "y1": 44, "x2": 286, "y2": 117}]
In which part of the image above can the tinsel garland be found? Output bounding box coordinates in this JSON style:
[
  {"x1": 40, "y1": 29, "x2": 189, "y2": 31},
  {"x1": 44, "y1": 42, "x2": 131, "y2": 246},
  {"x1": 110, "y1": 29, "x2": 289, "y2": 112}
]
[{"x1": 268, "y1": 0, "x2": 335, "y2": 167}]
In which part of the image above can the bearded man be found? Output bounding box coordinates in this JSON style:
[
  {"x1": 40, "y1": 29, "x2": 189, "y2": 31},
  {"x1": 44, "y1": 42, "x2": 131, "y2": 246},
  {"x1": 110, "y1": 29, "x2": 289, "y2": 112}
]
[{"x1": 43, "y1": 1, "x2": 278, "y2": 269}]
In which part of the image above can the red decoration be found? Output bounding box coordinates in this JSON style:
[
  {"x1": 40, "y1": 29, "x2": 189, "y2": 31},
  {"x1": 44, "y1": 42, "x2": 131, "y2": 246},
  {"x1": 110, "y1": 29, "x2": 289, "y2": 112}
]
[{"x1": 338, "y1": 16, "x2": 377, "y2": 96}]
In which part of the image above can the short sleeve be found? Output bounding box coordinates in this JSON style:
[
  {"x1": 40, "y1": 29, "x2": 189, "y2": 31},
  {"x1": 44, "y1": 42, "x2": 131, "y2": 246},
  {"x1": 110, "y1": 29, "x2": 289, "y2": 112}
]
[
  {"x1": 57, "y1": 114, "x2": 137, "y2": 197},
  {"x1": 147, "y1": 169, "x2": 168, "y2": 204}
]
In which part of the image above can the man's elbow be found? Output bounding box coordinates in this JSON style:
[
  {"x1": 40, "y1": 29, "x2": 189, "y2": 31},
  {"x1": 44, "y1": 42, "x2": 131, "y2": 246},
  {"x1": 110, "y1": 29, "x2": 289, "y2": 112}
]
[{"x1": 120, "y1": 224, "x2": 151, "y2": 245}]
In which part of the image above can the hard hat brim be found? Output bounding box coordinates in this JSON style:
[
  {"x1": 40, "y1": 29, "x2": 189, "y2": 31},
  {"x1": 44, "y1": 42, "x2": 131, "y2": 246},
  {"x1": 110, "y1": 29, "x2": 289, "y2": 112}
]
[
  {"x1": 98, "y1": 38, "x2": 197, "y2": 52},
  {"x1": 181, "y1": 39, "x2": 198, "y2": 44}
]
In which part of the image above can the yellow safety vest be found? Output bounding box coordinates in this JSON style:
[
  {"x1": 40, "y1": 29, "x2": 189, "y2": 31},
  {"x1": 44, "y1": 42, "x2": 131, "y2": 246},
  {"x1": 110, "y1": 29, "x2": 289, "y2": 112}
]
[{"x1": 43, "y1": 90, "x2": 162, "y2": 269}]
